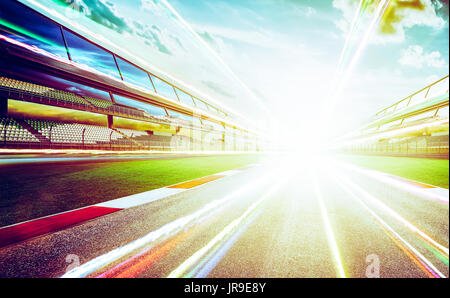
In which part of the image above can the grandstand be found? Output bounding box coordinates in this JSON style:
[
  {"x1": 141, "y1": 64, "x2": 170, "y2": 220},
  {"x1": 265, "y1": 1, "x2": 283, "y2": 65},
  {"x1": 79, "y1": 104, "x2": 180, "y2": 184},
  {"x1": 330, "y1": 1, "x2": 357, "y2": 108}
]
[
  {"x1": 0, "y1": 114, "x2": 207, "y2": 151},
  {"x1": 0, "y1": 0, "x2": 260, "y2": 152},
  {"x1": 0, "y1": 117, "x2": 39, "y2": 144},
  {"x1": 0, "y1": 76, "x2": 161, "y2": 124},
  {"x1": 335, "y1": 75, "x2": 449, "y2": 159}
]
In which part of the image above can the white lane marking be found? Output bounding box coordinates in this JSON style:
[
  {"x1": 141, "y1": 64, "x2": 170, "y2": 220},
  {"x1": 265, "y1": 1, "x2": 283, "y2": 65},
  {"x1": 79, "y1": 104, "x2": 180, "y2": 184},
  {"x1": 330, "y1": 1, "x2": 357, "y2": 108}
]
[
  {"x1": 62, "y1": 171, "x2": 277, "y2": 278},
  {"x1": 338, "y1": 173, "x2": 449, "y2": 257},
  {"x1": 2, "y1": 166, "x2": 251, "y2": 230},
  {"x1": 334, "y1": 160, "x2": 449, "y2": 204},
  {"x1": 215, "y1": 170, "x2": 241, "y2": 176},
  {"x1": 333, "y1": 174, "x2": 446, "y2": 278},
  {"x1": 96, "y1": 168, "x2": 248, "y2": 209},
  {"x1": 95, "y1": 188, "x2": 185, "y2": 209},
  {"x1": 427, "y1": 187, "x2": 450, "y2": 199}
]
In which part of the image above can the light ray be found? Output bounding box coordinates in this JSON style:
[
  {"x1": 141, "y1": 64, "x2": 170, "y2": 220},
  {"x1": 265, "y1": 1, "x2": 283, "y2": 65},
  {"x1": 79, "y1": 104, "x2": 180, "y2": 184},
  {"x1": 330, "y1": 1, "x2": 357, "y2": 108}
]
[
  {"x1": 337, "y1": 171, "x2": 449, "y2": 258},
  {"x1": 331, "y1": 172, "x2": 446, "y2": 278},
  {"x1": 61, "y1": 171, "x2": 278, "y2": 278},
  {"x1": 168, "y1": 180, "x2": 284, "y2": 278},
  {"x1": 322, "y1": 0, "x2": 391, "y2": 123},
  {"x1": 161, "y1": 0, "x2": 271, "y2": 117},
  {"x1": 336, "y1": 0, "x2": 364, "y2": 73},
  {"x1": 311, "y1": 171, "x2": 347, "y2": 278}
]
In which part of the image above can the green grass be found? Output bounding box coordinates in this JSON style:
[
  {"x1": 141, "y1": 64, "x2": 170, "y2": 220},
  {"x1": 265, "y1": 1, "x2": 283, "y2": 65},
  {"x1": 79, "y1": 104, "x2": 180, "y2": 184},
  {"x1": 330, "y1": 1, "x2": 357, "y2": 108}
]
[
  {"x1": 0, "y1": 154, "x2": 261, "y2": 227},
  {"x1": 338, "y1": 155, "x2": 449, "y2": 189}
]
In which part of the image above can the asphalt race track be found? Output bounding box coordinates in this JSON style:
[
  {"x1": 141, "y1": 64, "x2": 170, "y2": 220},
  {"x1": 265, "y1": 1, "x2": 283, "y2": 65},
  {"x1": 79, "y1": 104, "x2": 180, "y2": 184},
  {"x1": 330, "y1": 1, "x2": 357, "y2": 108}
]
[{"x1": 0, "y1": 156, "x2": 448, "y2": 278}]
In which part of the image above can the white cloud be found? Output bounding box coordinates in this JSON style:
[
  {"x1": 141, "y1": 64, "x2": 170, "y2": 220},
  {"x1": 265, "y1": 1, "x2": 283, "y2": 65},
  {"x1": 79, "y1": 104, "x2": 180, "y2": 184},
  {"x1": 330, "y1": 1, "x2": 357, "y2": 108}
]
[
  {"x1": 333, "y1": 0, "x2": 446, "y2": 44},
  {"x1": 292, "y1": 6, "x2": 316, "y2": 17},
  {"x1": 399, "y1": 45, "x2": 447, "y2": 69},
  {"x1": 193, "y1": 23, "x2": 302, "y2": 53},
  {"x1": 140, "y1": 0, "x2": 162, "y2": 14}
]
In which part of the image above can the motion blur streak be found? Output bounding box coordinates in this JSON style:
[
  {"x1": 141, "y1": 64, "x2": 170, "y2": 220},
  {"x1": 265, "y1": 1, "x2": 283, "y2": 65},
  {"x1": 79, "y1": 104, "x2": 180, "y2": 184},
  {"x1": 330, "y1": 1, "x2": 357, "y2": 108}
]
[
  {"x1": 312, "y1": 170, "x2": 347, "y2": 278},
  {"x1": 335, "y1": 119, "x2": 449, "y2": 149},
  {"x1": 337, "y1": 171, "x2": 449, "y2": 259},
  {"x1": 159, "y1": 0, "x2": 270, "y2": 117},
  {"x1": 376, "y1": 221, "x2": 439, "y2": 278},
  {"x1": 336, "y1": 0, "x2": 363, "y2": 73},
  {"x1": 323, "y1": 0, "x2": 390, "y2": 121},
  {"x1": 61, "y1": 168, "x2": 278, "y2": 278},
  {"x1": 191, "y1": 212, "x2": 259, "y2": 278},
  {"x1": 96, "y1": 230, "x2": 192, "y2": 278},
  {"x1": 0, "y1": 149, "x2": 260, "y2": 156},
  {"x1": 334, "y1": 160, "x2": 449, "y2": 204},
  {"x1": 332, "y1": 173, "x2": 446, "y2": 278},
  {"x1": 168, "y1": 180, "x2": 284, "y2": 278}
]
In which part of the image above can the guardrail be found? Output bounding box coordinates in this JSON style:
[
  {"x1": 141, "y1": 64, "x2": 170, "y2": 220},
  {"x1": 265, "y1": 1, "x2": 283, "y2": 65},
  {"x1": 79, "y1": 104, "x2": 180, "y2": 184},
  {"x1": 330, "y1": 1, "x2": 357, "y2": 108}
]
[{"x1": 375, "y1": 75, "x2": 449, "y2": 119}]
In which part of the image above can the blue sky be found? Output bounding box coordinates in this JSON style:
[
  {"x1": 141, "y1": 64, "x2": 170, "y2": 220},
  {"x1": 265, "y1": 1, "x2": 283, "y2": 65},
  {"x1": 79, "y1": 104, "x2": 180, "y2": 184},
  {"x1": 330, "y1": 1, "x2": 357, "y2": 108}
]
[
  {"x1": 169, "y1": 0, "x2": 449, "y2": 134},
  {"x1": 21, "y1": 0, "x2": 449, "y2": 136}
]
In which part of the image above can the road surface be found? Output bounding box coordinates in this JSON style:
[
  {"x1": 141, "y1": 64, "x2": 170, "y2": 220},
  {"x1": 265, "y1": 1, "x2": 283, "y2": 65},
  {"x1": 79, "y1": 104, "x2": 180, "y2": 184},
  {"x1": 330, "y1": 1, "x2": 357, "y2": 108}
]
[{"x1": 0, "y1": 155, "x2": 448, "y2": 278}]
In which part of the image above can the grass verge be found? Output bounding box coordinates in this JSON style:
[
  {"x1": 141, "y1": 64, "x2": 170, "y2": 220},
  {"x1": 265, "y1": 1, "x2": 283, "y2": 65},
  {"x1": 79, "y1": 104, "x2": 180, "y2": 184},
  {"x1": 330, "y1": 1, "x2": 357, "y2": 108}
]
[
  {"x1": 0, "y1": 154, "x2": 261, "y2": 226},
  {"x1": 338, "y1": 154, "x2": 449, "y2": 189}
]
